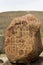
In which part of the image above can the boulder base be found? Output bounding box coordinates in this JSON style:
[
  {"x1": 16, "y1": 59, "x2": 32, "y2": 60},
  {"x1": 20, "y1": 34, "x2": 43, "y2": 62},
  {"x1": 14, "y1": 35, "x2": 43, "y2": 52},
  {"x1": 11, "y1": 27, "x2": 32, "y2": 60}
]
[{"x1": 5, "y1": 14, "x2": 42, "y2": 63}]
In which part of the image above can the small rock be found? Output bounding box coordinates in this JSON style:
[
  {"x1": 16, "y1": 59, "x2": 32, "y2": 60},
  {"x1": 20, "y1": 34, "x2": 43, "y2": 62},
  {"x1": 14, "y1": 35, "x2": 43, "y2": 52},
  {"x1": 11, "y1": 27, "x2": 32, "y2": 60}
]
[{"x1": 5, "y1": 14, "x2": 42, "y2": 63}]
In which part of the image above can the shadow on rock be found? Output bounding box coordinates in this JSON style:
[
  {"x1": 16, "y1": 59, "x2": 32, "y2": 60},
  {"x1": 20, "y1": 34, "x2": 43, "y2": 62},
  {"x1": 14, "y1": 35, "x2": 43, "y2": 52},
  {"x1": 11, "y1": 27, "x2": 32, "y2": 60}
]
[
  {"x1": 30, "y1": 57, "x2": 43, "y2": 65},
  {"x1": 3, "y1": 57, "x2": 43, "y2": 65}
]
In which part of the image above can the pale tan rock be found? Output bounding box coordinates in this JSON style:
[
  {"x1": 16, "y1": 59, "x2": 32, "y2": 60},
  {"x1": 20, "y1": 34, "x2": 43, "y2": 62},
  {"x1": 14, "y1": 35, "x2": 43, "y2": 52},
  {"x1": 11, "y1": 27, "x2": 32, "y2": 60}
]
[{"x1": 5, "y1": 14, "x2": 42, "y2": 63}]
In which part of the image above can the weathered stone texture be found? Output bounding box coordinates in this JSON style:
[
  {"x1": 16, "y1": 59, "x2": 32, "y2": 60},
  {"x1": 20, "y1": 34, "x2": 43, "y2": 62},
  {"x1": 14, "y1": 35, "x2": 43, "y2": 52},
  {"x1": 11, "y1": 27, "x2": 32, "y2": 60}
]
[{"x1": 5, "y1": 14, "x2": 42, "y2": 63}]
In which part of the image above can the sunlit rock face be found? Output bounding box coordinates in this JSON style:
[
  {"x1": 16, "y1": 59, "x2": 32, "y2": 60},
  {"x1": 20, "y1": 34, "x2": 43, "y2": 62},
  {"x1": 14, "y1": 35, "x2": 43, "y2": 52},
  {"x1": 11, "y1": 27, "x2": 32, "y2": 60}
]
[{"x1": 5, "y1": 14, "x2": 42, "y2": 63}]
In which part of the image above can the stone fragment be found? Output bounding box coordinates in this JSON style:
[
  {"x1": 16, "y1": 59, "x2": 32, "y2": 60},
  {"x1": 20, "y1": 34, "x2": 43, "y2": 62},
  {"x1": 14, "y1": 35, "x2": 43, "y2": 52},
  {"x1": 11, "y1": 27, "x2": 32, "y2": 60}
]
[{"x1": 5, "y1": 14, "x2": 42, "y2": 63}]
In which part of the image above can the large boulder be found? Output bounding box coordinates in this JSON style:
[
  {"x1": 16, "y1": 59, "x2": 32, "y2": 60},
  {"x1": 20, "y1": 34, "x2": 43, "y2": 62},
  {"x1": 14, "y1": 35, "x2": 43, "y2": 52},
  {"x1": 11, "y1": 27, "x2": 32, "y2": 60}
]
[{"x1": 5, "y1": 14, "x2": 42, "y2": 63}]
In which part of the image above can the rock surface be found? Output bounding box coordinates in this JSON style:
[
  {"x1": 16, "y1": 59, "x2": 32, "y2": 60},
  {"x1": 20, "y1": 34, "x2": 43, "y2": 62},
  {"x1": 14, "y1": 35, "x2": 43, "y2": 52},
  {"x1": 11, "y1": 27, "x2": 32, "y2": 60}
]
[{"x1": 5, "y1": 14, "x2": 42, "y2": 63}]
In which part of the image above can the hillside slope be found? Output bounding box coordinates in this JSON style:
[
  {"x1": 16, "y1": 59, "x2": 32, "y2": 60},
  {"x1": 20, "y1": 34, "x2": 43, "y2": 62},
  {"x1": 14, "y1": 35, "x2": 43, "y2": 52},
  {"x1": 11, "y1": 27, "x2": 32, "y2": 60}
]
[{"x1": 0, "y1": 11, "x2": 43, "y2": 35}]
